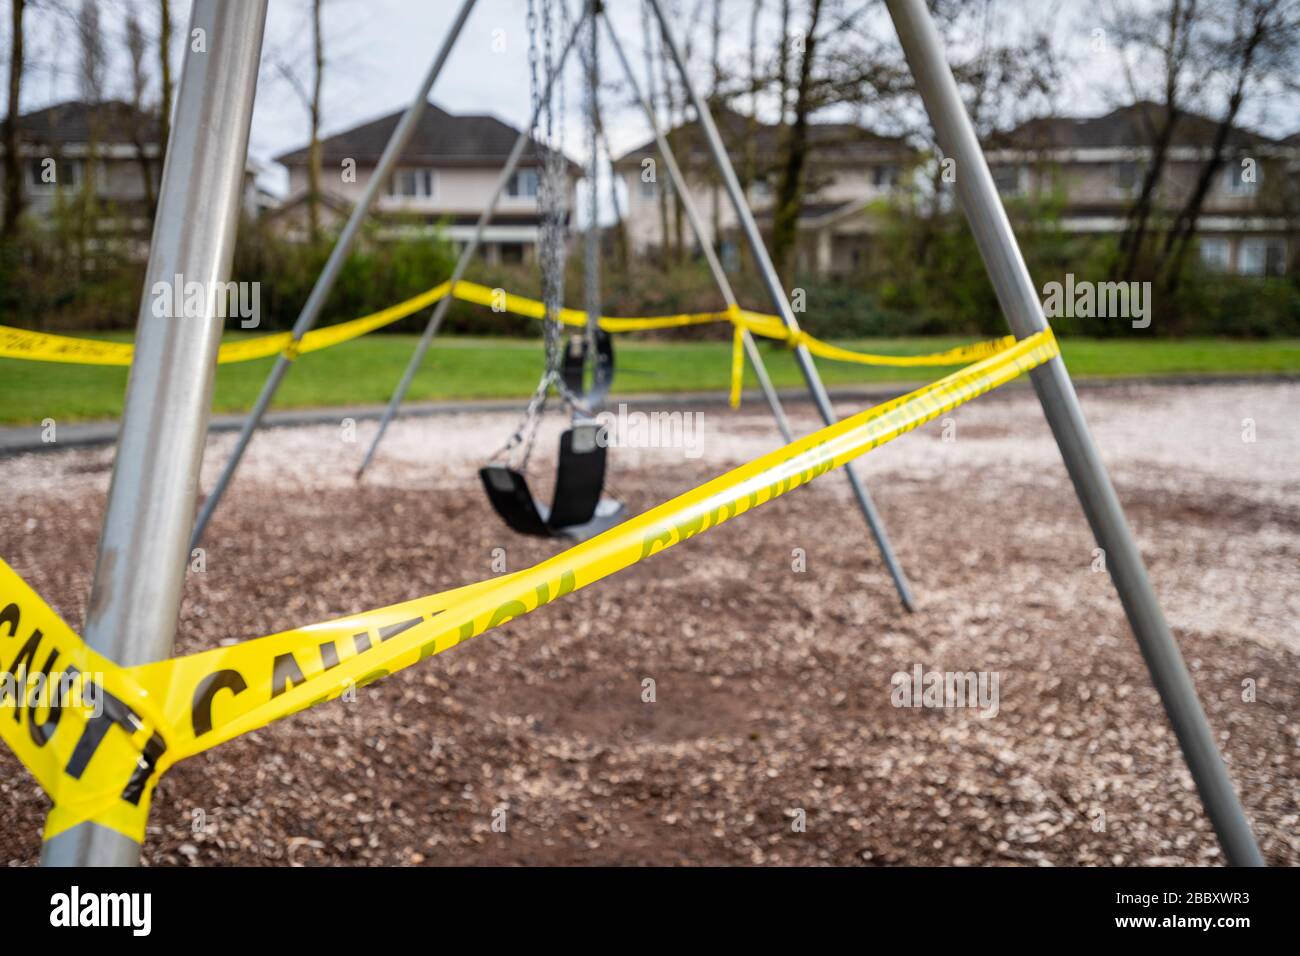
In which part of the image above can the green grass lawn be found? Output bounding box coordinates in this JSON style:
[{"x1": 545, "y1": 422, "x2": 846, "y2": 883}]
[{"x1": 2, "y1": 332, "x2": 1298, "y2": 425}]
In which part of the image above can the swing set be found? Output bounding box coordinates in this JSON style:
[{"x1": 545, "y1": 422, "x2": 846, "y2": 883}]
[{"x1": 0, "y1": 0, "x2": 1262, "y2": 868}]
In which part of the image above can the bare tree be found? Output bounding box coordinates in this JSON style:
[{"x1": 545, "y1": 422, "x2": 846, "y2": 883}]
[
  {"x1": 640, "y1": 0, "x2": 672, "y2": 267},
  {"x1": 3, "y1": 0, "x2": 26, "y2": 238},
  {"x1": 1162, "y1": 0, "x2": 1300, "y2": 290},
  {"x1": 777, "y1": 0, "x2": 792, "y2": 124},
  {"x1": 276, "y1": 0, "x2": 326, "y2": 242},
  {"x1": 738, "y1": 0, "x2": 764, "y2": 274},
  {"x1": 1103, "y1": 0, "x2": 1204, "y2": 281},
  {"x1": 77, "y1": 0, "x2": 103, "y2": 105},
  {"x1": 124, "y1": 7, "x2": 156, "y2": 212},
  {"x1": 159, "y1": 0, "x2": 172, "y2": 151},
  {"x1": 709, "y1": 0, "x2": 722, "y2": 247},
  {"x1": 770, "y1": 0, "x2": 825, "y2": 279}
]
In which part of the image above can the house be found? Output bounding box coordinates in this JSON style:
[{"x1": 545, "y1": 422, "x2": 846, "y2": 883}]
[
  {"x1": 0, "y1": 100, "x2": 162, "y2": 248},
  {"x1": 0, "y1": 99, "x2": 266, "y2": 253},
  {"x1": 984, "y1": 102, "x2": 1299, "y2": 276},
  {"x1": 612, "y1": 108, "x2": 918, "y2": 278},
  {"x1": 271, "y1": 103, "x2": 579, "y2": 263}
]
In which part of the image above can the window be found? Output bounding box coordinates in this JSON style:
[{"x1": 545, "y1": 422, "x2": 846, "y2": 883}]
[
  {"x1": 507, "y1": 168, "x2": 539, "y2": 198},
  {"x1": 750, "y1": 178, "x2": 771, "y2": 200},
  {"x1": 639, "y1": 176, "x2": 657, "y2": 199},
  {"x1": 28, "y1": 157, "x2": 81, "y2": 189},
  {"x1": 1112, "y1": 161, "x2": 1144, "y2": 197},
  {"x1": 991, "y1": 164, "x2": 1023, "y2": 197},
  {"x1": 1222, "y1": 161, "x2": 1259, "y2": 197},
  {"x1": 1199, "y1": 237, "x2": 1231, "y2": 273},
  {"x1": 1238, "y1": 237, "x2": 1286, "y2": 277},
  {"x1": 499, "y1": 242, "x2": 525, "y2": 264},
  {"x1": 872, "y1": 165, "x2": 897, "y2": 189},
  {"x1": 389, "y1": 168, "x2": 436, "y2": 199}
]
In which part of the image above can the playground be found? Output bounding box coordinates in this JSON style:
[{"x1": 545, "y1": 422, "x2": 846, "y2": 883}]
[
  {"x1": 0, "y1": 0, "x2": 1291, "y2": 877},
  {"x1": 2, "y1": 379, "x2": 1295, "y2": 865}
]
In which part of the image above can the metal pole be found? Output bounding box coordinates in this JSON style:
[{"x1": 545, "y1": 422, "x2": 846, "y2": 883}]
[
  {"x1": 603, "y1": 13, "x2": 793, "y2": 441},
  {"x1": 40, "y1": 0, "x2": 268, "y2": 867},
  {"x1": 583, "y1": 1, "x2": 602, "y2": 389},
  {"x1": 884, "y1": 0, "x2": 1261, "y2": 865},
  {"x1": 646, "y1": 0, "x2": 915, "y2": 612},
  {"x1": 355, "y1": 12, "x2": 587, "y2": 478},
  {"x1": 190, "y1": 0, "x2": 479, "y2": 548}
]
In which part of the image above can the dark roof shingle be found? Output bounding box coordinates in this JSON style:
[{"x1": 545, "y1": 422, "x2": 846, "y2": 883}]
[
  {"x1": 3, "y1": 100, "x2": 159, "y2": 146},
  {"x1": 613, "y1": 107, "x2": 914, "y2": 168},
  {"x1": 275, "y1": 102, "x2": 574, "y2": 170},
  {"x1": 988, "y1": 102, "x2": 1280, "y2": 151}
]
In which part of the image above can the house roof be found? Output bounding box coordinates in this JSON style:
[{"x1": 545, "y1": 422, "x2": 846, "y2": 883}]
[
  {"x1": 987, "y1": 102, "x2": 1282, "y2": 152},
  {"x1": 275, "y1": 102, "x2": 578, "y2": 172},
  {"x1": 613, "y1": 107, "x2": 915, "y2": 170},
  {"x1": 2, "y1": 99, "x2": 160, "y2": 146}
]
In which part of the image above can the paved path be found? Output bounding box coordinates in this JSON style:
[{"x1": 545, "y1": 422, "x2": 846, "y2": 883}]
[{"x1": 2, "y1": 374, "x2": 1293, "y2": 457}]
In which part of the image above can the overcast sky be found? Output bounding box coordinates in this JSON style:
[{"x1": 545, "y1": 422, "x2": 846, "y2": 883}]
[{"x1": 8, "y1": 0, "x2": 1300, "y2": 204}]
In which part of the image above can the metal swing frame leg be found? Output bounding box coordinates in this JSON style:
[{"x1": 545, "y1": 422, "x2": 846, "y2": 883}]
[
  {"x1": 647, "y1": 0, "x2": 916, "y2": 612},
  {"x1": 356, "y1": 11, "x2": 588, "y2": 479},
  {"x1": 189, "y1": 0, "x2": 480, "y2": 549},
  {"x1": 603, "y1": 13, "x2": 794, "y2": 443},
  {"x1": 884, "y1": 0, "x2": 1261, "y2": 865},
  {"x1": 40, "y1": 0, "x2": 269, "y2": 867},
  {"x1": 582, "y1": 1, "x2": 603, "y2": 399}
]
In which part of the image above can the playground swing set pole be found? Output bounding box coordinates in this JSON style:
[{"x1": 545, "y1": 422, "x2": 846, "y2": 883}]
[
  {"x1": 189, "y1": 0, "x2": 480, "y2": 549},
  {"x1": 883, "y1": 0, "x2": 1262, "y2": 866},
  {"x1": 583, "y1": 0, "x2": 602, "y2": 396},
  {"x1": 602, "y1": 13, "x2": 794, "y2": 442},
  {"x1": 354, "y1": 10, "x2": 589, "y2": 479},
  {"x1": 646, "y1": 0, "x2": 916, "y2": 613},
  {"x1": 40, "y1": 0, "x2": 269, "y2": 867}
]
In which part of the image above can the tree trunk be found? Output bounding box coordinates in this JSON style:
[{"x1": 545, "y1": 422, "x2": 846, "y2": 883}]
[
  {"x1": 3, "y1": 0, "x2": 25, "y2": 239},
  {"x1": 159, "y1": 0, "x2": 173, "y2": 154},
  {"x1": 708, "y1": 0, "x2": 722, "y2": 256},
  {"x1": 1115, "y1": 0, "x2": 1196, "y2": 281},
  {"x1": 1161, "y1": 7, "x2": 1266, "y2": 293},
  {"x1": 1117, "y1": 103, "x2": 1179, "y2": 281},
  {"x1": 738, "y1": 0, "x2": 763, "y2": 275},
  {"x1": 772, "y1": 0, "x2": 824, "y2": 282},
  {"x1": 643, "y1": 7, "x2": 671, "y2": 268},
  {"x1": 777, "y1": 0, "x2": 791, "y2": 125},
  {"x1": 1160, "y1": 81, "x2": 1244, "y2": 292},
  {"x1": 658, "y1": 26, "x2": 678, "y2": 263},
  {"x1": 126, "y1": 13, "x2": 156, "y2": 215}
]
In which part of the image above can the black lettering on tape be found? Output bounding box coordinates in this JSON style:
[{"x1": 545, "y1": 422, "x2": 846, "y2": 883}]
[
  {"x1": 0, "y1": 602, "x2": 19, "y2": 637},
  {"x1": 378, "y1": 617, "x2": 421, "y2": 641},
  {"x1": 270, "y1": 653, "x2": 307, "y2": 699},
  {"x1": 191, "y1": 669, "x2": 248, "y2": 736},
  {"x1": 319, "y1": 640, "x2": 339, "y2": 670},
  {"x1": 64, "y1": 683, "x2": 167, "y2": 805}
]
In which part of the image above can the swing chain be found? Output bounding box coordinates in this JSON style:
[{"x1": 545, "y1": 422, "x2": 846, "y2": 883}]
[{"x1": 493, "y1": 0, "x2": 590, "y2": 469}]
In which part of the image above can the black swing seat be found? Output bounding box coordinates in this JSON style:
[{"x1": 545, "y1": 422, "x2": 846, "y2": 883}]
[{"x1": 479, "y1": 423, "x2": 625, "y2": 542}]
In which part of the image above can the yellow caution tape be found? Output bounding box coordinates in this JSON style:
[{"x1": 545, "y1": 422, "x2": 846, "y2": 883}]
[
  {"x1": 729, "y1": 320, "x2": 745, "y2": 409},
  {"x1": 1, "y1": 278, "x2": 1013, "y2": 371},
  {"x1": 0, "y1": 327, "x2": 138, "y2": 366},
  {"x1": 0, "y1": 328, "x2": 1058, "y2": 843},
  {"x1": 0, "y1": 282, "x2": 453, "y2": 367},
  {"x1": 447, "y1": 280, "x2": 730, "y2": 332}
]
